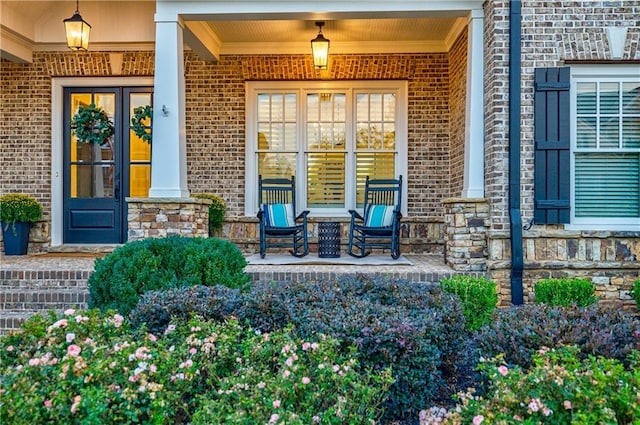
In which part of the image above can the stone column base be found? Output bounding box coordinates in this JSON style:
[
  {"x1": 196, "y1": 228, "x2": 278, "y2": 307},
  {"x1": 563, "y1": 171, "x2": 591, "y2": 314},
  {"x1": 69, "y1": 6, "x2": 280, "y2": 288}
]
[{"x1": 126, "y1": 197, "x2": 211, "y2": 241}]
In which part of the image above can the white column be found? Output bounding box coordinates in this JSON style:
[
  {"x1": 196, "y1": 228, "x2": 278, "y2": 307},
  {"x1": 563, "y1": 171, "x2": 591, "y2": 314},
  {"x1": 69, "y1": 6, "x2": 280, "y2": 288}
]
[
  {"x1": 149, "y1": 17, "x2": 189, "y2": 198},
  {"x1": 462, "y1": 12, "x2": 485, "y2": 198}
]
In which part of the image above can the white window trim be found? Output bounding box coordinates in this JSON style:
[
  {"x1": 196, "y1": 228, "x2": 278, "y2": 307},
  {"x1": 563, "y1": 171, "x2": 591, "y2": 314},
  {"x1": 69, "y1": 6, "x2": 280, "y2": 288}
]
[
  {"x1": 566, "y1": 64, "x2": 640, "y2": 231},
  {"x1": 245, "y1": 80, "x2": 408, "y2": 217}
]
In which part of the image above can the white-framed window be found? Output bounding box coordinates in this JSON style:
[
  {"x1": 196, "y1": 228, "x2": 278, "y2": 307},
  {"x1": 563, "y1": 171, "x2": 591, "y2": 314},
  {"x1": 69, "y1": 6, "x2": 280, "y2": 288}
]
[
  {"x1": 245, "y1": 81, "x2": 407, "y2": 216},
  {"x1": 569, "y1": 65, "x2": 640, "y2": 231}
]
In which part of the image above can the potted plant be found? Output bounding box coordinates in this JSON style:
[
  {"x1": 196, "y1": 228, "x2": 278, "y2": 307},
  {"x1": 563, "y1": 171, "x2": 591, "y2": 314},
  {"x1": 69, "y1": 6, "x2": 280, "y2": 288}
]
[
  {"x1": 131, "y1": 105, "x2": 153, "y2": 144},
  {"x1": 0, "y1": 193, "x2": 43, "y2": 255},
  {"x1": 71, "y1": 103, "x2": 115, "y2": 144},
  {"x1": 192, "y1": 193, "x2": 227, "y2": 236}
]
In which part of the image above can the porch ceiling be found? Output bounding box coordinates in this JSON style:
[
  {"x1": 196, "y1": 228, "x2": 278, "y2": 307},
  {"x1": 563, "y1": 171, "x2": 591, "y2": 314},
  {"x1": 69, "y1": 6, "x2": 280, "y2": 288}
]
[{"x1": 1, "y1": 0, "x2": 469, "y2": 63}]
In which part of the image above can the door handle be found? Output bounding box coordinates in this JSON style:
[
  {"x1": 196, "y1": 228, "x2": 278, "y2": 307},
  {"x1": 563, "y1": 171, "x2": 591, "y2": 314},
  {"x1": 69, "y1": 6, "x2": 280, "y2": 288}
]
[{"x1": 114, "y1": 174, "x2": 120, "y2": 201}]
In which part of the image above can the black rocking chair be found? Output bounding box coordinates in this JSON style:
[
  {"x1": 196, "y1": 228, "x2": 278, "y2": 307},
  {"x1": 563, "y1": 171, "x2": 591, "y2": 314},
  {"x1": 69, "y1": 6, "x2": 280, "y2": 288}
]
[
  {"x1": 347, "y1": 175, "x2": 403, "y2": 259},
  {"x1": 257, "y1": 175, "x2": 309, "y2": 258}
]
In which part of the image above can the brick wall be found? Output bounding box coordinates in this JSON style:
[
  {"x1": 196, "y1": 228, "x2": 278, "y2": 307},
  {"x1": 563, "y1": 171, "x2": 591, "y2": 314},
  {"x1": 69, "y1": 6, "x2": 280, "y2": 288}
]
[
  {"x1": 185, "y1": 52, "x2": 454, "y2": 218},
  {"x1": 448, "y1": 27, "x2": 468, "y2": 198},
  {"x1": 485, "y1": 1, "x2": 640, "y2": 305}
]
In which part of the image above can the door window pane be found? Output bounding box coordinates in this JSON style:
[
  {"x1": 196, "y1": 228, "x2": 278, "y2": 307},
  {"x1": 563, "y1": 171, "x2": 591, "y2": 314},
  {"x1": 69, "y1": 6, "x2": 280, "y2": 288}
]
[{"x1": 130, "y1": 164, "x2": 150, "y2": 197}]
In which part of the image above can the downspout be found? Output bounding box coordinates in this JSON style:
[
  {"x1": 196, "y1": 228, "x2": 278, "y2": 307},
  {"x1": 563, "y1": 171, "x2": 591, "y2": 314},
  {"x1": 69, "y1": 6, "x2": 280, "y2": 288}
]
[{"x1": 509, "y1": 0, "x2": 524, "y2": 305}]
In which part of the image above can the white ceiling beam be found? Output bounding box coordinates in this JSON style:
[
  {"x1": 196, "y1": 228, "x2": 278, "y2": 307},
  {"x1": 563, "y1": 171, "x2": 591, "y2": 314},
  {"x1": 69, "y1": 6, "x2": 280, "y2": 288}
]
[
  {"x1": 184, "y1": 21, "x2": 221, "y2": 62},
  {"x1": 0, "y1": 27, "x2": 33, "y2": 63}
]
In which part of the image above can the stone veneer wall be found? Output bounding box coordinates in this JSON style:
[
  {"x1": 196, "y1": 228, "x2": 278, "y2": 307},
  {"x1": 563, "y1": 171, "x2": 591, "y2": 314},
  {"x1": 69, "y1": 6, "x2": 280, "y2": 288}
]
[
  {"x1": 443, "y1": 198, "x2": 489, "y2": 272},
  {"x1": 126, "y1": 198, "x2": 210, "y2": 241},
  {"x1": 484, "y1": 1, "x2": 640, "y2": 305},
  {"x1": 489, "y1": 231, "x2": 639, "y2": 309}
]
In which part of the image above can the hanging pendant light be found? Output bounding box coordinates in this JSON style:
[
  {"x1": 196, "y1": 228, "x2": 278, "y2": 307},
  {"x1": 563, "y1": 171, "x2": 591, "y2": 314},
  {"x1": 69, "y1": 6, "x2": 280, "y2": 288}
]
[
  {"x1": 311, "y1": 21, "x2": 330, "y2": 69},
  {"x1": 64, "y1": 0, "x2": 91, "y2": 51}
]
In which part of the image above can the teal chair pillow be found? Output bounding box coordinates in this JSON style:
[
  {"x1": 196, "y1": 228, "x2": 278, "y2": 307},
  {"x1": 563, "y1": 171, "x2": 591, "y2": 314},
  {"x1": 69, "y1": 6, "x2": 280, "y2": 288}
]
[
  {"x1": 264, "y1": 203, "x2": 295, "y2": 227},
  {"x1": 365, "y1": 204, "x2": 395, "y2": 227}
]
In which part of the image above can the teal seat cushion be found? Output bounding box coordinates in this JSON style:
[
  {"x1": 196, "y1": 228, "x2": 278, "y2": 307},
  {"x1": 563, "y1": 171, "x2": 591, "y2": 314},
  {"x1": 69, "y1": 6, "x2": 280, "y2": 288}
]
[
  {"x1": 365, "y1": 204, "x2": 395, "y2": 227},
  {"x1": 264, "y1": 203, "x2": 295, "y2": 227}
]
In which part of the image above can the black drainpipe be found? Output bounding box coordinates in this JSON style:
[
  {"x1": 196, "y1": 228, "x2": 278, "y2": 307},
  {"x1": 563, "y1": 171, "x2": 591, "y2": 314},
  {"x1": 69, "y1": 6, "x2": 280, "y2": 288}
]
[{"x1": 509, "y1": 0, "x2": 524, "y2": 305}]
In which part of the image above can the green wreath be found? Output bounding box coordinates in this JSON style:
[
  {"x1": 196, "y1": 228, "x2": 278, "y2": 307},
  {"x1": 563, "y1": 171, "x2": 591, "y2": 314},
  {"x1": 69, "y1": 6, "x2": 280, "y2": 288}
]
[
  {"x1": 131, "y1": 105, "x2": 153, "y2": 144},
  {"x1": 71, "y1": 103, "x2": 115, "y2": 145}
]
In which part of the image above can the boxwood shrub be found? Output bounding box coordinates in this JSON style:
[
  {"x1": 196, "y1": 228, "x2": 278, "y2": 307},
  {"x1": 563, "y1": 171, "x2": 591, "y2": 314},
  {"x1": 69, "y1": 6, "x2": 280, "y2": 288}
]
[
  {"x1": 439, "y1": 275, "x2": 498, "y2": 331},
  {"x1": 474, "y1": 303, "x2": 640, "y2": 369},
  {"x1": 534, "y1": 277, "x2": 597, "y2": 307},
  {"x1": 632, "y1": 279, "x2": 640, "y2": 311},
  {"x1": 88, "y1": 236, "x2": 248, "y2": 315}
]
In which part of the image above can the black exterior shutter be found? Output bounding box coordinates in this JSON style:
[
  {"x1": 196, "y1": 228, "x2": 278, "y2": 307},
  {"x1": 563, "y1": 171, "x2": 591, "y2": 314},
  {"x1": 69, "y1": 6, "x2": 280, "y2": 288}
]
[{"x1": 534, "y1": 67, "x2": 571, "y2": 224}]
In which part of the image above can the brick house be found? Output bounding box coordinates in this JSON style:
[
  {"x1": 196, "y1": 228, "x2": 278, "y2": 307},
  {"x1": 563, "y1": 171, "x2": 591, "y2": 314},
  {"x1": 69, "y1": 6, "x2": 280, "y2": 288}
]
[{"x1": 1, "y1": 1, "x2": 638, "y2": 306}]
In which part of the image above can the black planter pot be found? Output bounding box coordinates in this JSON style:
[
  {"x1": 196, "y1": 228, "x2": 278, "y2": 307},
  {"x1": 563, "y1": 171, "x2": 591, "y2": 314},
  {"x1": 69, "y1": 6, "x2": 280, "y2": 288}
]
[{"x1": 1, "y1": 221, "x2": 31, "y2": 255}]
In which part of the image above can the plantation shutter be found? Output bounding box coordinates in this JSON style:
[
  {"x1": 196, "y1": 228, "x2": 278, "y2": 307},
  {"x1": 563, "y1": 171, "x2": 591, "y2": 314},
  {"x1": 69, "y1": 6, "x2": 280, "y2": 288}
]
[{"x1": 534, "y1": 67, "x2": 571, "y2": 224}]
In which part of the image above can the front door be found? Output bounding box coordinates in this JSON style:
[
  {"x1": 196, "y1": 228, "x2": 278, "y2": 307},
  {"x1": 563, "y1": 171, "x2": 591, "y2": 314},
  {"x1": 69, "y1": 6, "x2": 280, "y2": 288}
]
[{"x1": 63, "y1": 87, "x2": 152, "y2": 244}]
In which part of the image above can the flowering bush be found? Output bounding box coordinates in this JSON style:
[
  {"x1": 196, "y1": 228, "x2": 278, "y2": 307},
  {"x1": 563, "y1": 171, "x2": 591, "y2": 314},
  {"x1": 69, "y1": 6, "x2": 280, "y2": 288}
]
[
  {"x1": 443, "y1": 346, "x2": 640, "y2": 424},
  {"x1": 1, "y1": 309, "x2": 391, "y2": 424}
]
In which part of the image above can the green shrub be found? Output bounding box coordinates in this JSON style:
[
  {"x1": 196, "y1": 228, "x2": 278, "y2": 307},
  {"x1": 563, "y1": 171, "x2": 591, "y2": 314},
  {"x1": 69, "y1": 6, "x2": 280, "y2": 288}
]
[
  {"x1": 1, "y1": 310, "x2": 391, "y2": 425},
  {"x1": 631, "y1": 279, "x2": 640, "y2": 311},
  {"x1": 129, "y1": 285, "x2": 241, "y2": 334},
  {"x1": 439, "y1": 275, "x2": 498, "y2": 331},
  {"x1": 88, "y1": 236, "x2": 248, "y2": 315},
  {"x1": 534, "y1": 277, "x2": 597, "y2": 307},
  {"x1": 238, "y1": 275, "x2": 472, "y2": 422},
  {"x1": 474, "y1": 304, "x2": 640, "y2": 369},
  {"x1": 192, "y1": 193, "x2": 226, "y2": 235},
  {"x1": 0, "y1": 193, "x2": 43, "y2": 226},
  {"x1": 443, "y1": 347, "x2": 640, "y2": 424}
]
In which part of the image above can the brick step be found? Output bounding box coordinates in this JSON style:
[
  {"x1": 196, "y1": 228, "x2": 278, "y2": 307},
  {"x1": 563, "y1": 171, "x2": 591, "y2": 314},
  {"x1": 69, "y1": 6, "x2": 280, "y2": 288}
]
[{"x1": 0, "y1": 288, "x2": 89, "y2": 312}]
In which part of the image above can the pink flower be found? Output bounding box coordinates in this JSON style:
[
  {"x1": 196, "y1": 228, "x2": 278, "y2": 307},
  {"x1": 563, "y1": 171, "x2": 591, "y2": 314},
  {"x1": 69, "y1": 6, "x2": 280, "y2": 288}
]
[
  {"x1": 273, "y1": 399, "x2": 281, "y2": 408},
  {"x1": 563, "y1": 400, "x2": 572, "y2": 410},
  {"x1": 75, "y1": 315, "x2": 89, "y2": 322},
  {"x1": 312, "y1": 416, "x2": 321, "y2": 423},
  {"x1": 282, "y1": 370, "x2": 291, "y2": 378},
  {"x1": 164, "y1": 324, "x2": 176, "y2": 335},
  {"x1": 66, "y1": 332, "x2": 76, "y2": 343},
  {"x1": 64, "y1": 308, "x2": 76, "y2": 316},
  {"x1": 472, "y1": 415, "x2": 484, "y2": 425},
  {"x1": 542, "y1": 407, "x2": 553, "y2": 417},
  {"x1": 497, "y1": 365, "x2": 508, "y2": 376},
  {"x1": 269, "y1": 414, "x2": 280, "y2": 424},
  {"x1": 301, "y1": 377, "x2": 311, "y2": 385},
  {"x1": 302, "y1": 342, "x2": 311, "y2": 351},
  {"x1": 67, "y1": 345, "x2": 81, "y2": 357},
  {"x1": 6, "y1": 345, "x2": 14, "y2": 352},
  {"x1": 44, "y1": 400, "x2": 52, "y2": 408},
  {"x1": 285, "y1": 357, "x2": 295, "y2": 367},
  {"x1": 28, "y1": 358, "x2": 41, "y2": 366},
  {"x1": 70, "y1": 395, "x2": 81, "y2": 414},
  {"x1": 189, "y1": 347, "x2": 197, "y2": 355},
  {"x1": 48, "y1": 319, "x2": 68, "y2": 330},
  {"x1": 148, "y1": 334, "x2": 157, "y2": 342},
  {"x1": 112, "y1": 314, "x2": 124, "y2": 328},
  {"x1": 528, "y1": 398, "x2": 541, "y2": 413}
]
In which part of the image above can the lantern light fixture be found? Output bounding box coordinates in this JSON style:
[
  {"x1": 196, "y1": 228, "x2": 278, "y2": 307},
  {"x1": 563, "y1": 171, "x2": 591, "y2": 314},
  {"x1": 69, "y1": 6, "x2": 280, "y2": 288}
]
[
  {"x1": 310, "y1": 21, "x2": 330, "y2": 69},
  {"x1": 64, "y1": 0, "x2": 91, "y2": 51}
]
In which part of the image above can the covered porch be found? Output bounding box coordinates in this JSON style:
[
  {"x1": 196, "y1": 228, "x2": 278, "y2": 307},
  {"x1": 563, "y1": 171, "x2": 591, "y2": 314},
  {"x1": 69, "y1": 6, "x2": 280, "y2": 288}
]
[{"x1": 0, "y1": 251, "x2": 479, "y2": 334}]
